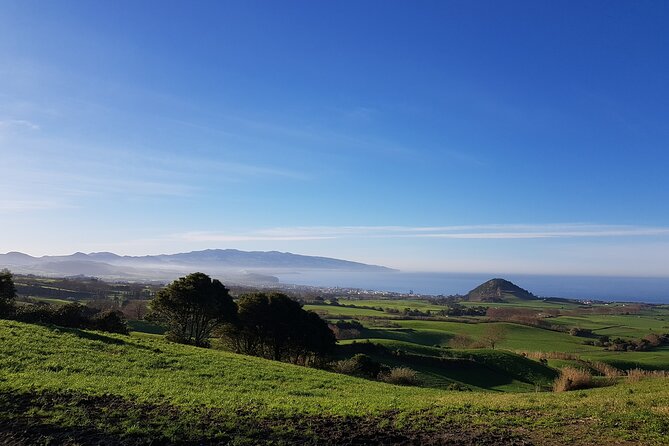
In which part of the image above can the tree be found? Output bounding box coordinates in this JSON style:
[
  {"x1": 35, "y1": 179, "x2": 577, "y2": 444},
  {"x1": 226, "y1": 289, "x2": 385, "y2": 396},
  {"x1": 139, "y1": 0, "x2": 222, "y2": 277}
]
[
  {"x1": 220, "y1": 292, "x2": 335, "y2": 363},
  {"x1": 0, "y1": 269, "x2": 17, "y2": 317},
  {"x1": 149, "y1": 272, "x2": 236, "y2": 347},
  {"x1": 481, "y1": 324, "x2": 507, "y2": 349}
]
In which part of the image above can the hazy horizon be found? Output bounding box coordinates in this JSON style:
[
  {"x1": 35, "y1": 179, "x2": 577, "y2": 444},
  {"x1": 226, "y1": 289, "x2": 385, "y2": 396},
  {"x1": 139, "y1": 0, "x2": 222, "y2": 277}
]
[{"x1": 3, "y1": 246, "x2": 669, "y2": 280}]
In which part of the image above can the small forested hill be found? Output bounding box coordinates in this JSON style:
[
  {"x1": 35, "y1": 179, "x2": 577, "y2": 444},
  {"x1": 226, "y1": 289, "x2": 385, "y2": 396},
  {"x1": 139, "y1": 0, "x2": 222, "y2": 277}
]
[{"x1": 466, "y1": 278, "x2": 537, "y2": 302}]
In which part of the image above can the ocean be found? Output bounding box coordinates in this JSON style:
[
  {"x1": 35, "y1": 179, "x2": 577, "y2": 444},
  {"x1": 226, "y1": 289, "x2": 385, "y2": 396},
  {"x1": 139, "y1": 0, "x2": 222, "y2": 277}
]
[{"x1": 274, "y1": 271, "x2": 669, "y2": 304}]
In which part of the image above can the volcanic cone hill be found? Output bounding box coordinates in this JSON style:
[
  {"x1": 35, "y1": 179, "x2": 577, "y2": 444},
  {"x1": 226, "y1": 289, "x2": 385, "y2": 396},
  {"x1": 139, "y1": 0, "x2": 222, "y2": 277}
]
[{"x1": 465, "y1": 278, "x2": 537, "y2": 302}]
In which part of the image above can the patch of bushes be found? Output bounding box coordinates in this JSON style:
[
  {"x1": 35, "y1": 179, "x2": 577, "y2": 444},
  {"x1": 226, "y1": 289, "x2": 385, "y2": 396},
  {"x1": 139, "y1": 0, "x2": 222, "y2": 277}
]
[
  {"x1": 0, "y1": 269, "x2": 128, "y2": 335},
  {"x1": 435, "y1": 304, "x2": 487, "y2": 317},
  {"x1": 331, "y1": 354, "x2": 420, "y2": 386},
  {"x1": 13, "y1": 303, "x2": 128, "y2": 334},
  {"x1": 592, "y1": 333, "x2": 669, "y2": 352},
  {"x1": 553, "y1": 367, "x2": 594, "y2": 392},
  {"x1": 379, "y1": 367, "x2": 419, "y2": 386},
  {"x1": 331, "y1": 354, "x2": 384, "y2": 378},
  {"x1": 626, "y1": 368, "x2": 669, "y2": 382},
  {"x1": 328, "y1": 320, "x2": 363, "y2": 340},
  {"x1": 446, "y1": 382, "x2": 472, "y2": 391},
  {"x1": 91, "y1": 309, "x2": 131, "y2": 334},
  {"x1": 569, "y1": 327, "x2": 594, "y2": 337}
]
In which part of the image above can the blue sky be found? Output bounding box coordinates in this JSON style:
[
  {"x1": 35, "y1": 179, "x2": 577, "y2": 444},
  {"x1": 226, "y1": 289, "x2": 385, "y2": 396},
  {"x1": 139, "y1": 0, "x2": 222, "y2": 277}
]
[{"x1": 1, "y1": 0, "x2": 668, "y2": 275}]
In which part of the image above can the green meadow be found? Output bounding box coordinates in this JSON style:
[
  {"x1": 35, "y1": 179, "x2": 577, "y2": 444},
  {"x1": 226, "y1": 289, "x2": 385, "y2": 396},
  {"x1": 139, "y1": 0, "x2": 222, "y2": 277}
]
[
  {"x1": 313, "y1": 298, "x2": 669, "y2": 371},
  {"x1": 4, "y1": 287, "x2": 669, "y2": 444},
  {"x1": 2, "y1": 320, "x2": 669, "y2": 445}
]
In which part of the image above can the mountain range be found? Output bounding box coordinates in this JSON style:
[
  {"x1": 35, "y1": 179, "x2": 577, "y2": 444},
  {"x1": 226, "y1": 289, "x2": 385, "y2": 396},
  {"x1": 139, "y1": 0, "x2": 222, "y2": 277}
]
[{"x1": 0, "y1": 249, "x2": 394, "y2": 284}]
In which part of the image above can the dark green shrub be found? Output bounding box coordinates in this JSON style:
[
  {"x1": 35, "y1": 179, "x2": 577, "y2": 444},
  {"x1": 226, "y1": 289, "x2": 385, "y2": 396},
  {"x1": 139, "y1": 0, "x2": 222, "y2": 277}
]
[
  {"x1": 0, "y1": 269, "x2": 17, "y2": 317},
  {"x1": 332, "y1": 354, "x2": 382, "y2": 379},
  {"x1": 91, "y1": 309, "x2": 129, "y2": 334}
]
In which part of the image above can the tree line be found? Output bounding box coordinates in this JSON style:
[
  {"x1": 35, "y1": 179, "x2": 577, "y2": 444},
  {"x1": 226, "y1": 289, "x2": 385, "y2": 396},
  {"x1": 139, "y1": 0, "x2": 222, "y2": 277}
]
[
  {"x1": 148, "y1": 272, "x2": 335, "y2": 364},
  {"x1": 0, "y1": 269, "x2": 128, "y2": 334},
  {"x1": 1, "y1": 269, "x2": 337, "y2": 366}
]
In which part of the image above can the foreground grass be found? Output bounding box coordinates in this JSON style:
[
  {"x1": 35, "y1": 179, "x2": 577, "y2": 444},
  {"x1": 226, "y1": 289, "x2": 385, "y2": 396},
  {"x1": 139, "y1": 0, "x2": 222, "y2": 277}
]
[{"x1": 1, "y1": 320, "x2": 669, "y2": 444}]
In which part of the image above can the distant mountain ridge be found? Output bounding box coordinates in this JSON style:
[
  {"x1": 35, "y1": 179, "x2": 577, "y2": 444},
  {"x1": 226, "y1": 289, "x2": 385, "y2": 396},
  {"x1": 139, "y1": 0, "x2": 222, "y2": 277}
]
[
  {"x1": 465, "y1": 278, "x2": 537, "y2": 302},
  {"x1": 0, "y1": 249, "x2": 394, "y2": 282}
]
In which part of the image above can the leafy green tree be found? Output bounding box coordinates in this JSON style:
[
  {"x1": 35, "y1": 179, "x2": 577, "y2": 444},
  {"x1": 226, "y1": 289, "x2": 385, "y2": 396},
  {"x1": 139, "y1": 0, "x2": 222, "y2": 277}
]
[
  {"x1": 149, "y1": 272, "x2": 236, "y2": 347},
  {"x1": 220, "y1": 292, "x2": 335, "y2": 363},
  {"x1": 0, "y1": 269, "x2": 17, "y2": 317}
]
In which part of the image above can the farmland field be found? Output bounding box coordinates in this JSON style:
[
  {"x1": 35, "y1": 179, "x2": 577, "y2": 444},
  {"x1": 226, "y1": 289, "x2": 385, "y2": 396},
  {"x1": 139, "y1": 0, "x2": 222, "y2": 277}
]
[{"x1": 311, "y1": 298, "x2": 669, "y2": 371}]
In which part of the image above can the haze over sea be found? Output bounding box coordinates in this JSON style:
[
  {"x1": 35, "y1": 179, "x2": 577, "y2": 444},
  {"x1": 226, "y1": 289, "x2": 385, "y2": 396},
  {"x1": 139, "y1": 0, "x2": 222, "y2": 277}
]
[{"x1": 275, "y1": 271, "x2": 669, "y2": 304}]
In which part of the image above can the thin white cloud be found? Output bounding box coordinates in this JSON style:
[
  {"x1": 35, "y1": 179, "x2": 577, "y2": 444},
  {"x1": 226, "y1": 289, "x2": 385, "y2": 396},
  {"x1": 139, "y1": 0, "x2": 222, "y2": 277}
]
[
  {"x1": 0, "y1": 119, "x2": 40, "y2": 130},
  {"x1": 0, "y1": 129, "x2": 309, "y2": 212},
  {"x1": 0, "y1": 199, "x2": 71, "y2": 212},
  {"x1": 173, "y1": 224, "x2": 669, "y2": 242},
  {"x1": 179, "y1": 232, "x2": 336, "y2": 242}
]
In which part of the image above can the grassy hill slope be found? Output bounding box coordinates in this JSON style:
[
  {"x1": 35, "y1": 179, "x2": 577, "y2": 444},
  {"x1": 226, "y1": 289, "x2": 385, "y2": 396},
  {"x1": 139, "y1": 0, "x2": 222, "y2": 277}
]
[
  {"x1": 338, "y1": 339, "x2": 557, "y2": 392},
  {"x1": 1, "y1": 320, "x2": 669, "y2": 445}
]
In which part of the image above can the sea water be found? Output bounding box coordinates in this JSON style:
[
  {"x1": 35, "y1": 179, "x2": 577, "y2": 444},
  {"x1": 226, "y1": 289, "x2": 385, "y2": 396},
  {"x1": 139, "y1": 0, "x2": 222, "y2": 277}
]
[{"x1": 274, "y1": 271, "x2": 669, "y2": 303}]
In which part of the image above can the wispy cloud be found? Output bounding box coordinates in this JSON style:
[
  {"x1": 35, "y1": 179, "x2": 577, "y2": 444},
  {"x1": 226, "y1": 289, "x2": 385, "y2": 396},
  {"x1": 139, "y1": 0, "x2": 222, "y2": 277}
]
[
  {"x1": 0, "y1": 126, "x2": 309, "y2": 213},
  {"x1": 0, "y1": 119, "x2": 40, "y2": 131},
  {"x1": 0, "y1": 199, "x2": 71, "y2": 212},
  {"x1": 178, "y1": 232, "x2": 336, "y2": 242},
  {"x1": 173, "y1": 224, "x2": 669, "y2": 242}
]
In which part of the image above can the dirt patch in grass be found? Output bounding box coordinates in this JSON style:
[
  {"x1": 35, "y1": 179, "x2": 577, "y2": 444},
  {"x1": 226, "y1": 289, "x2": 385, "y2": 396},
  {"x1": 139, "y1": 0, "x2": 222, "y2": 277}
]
[{"x1": 0, "y1": 390, "x2": 532, "y2": 445}]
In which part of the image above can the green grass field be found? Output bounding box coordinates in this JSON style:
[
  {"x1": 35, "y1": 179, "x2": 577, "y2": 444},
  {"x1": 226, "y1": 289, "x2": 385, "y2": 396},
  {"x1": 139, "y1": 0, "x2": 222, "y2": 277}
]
[
  {"x1": 4, "y1": 294, "x2": 669, "y2": 443},
  {"x1": 303, "y1": 303, "x2": 397, "y2": 318},
  {"x1": 308, "y1": 297, "x2": 669, "y2": 372},
  {"x1": 338, "y1": 338, "x2": 558, "y2": 392},
  {"x1": 18, "y1": 296, "x2": 74, "y2": 306},
  {"x1": 1, "y1": 320, "x2": 669, "y2": 445}
]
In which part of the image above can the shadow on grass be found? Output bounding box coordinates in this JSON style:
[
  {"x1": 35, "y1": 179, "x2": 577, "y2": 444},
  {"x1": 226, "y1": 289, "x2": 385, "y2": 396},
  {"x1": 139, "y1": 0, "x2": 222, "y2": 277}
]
[
  {"x1": 363, "y1": 328, "x2": 454, "y2": 346},
  {"x1": 42, "y1": 324, "x2": 161, "y2": 351},
  {"x1": 43, "y1": 324, "x2": 127, "y2": 345}
]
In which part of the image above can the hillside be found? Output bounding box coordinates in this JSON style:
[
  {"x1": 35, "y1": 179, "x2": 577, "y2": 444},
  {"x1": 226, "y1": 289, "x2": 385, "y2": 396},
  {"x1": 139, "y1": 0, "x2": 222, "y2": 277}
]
[
  {"x1": 1, "y1": 320, "x2": 669, "y2": 445},
  {"x1": 466, "y1": 278, "x2": 537, "y2": 302}
]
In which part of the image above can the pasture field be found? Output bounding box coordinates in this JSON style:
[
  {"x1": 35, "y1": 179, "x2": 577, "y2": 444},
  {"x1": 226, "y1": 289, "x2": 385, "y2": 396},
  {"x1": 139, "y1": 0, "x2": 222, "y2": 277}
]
[
  {"x1": 303, "y1": 303, "x2": 395, "y2": 318},
  {"x1": 335, "y1": 298, "x2": 448, "y2": 311},
  {"x1": 1, "y1": 320, "x2": 669, "y2": 445},
  {"x1": 338, "y1": 339, "x2": 558, "y2": 392},
  {"x1": 310, "y1": 297, "x2": 669, "y2": 371},
  {"x1": 19, "y1": 296, "x2": 73, "y2": 306},
  {"x1": 550, "y1": 314, "x2": 669, "y2": 338},
  {"x1": 580, "y1": 347, "x2": 669, "y2": 370},
  {"x1": 459, "y1": 295, "x2": 583, "y2": 309}
]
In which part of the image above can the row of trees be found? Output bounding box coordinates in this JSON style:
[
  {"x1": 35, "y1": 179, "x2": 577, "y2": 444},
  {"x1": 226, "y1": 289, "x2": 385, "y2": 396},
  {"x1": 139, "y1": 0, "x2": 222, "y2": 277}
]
[
  {"x1": 0, "y1": 269, "x2": 128, "y2": 333},
  {"x1": 149, "y1": 273, "x2": 335, "y2": 364},
  {"x1": 3, "y1": 270, "x2": 334, "y2": 364}
]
